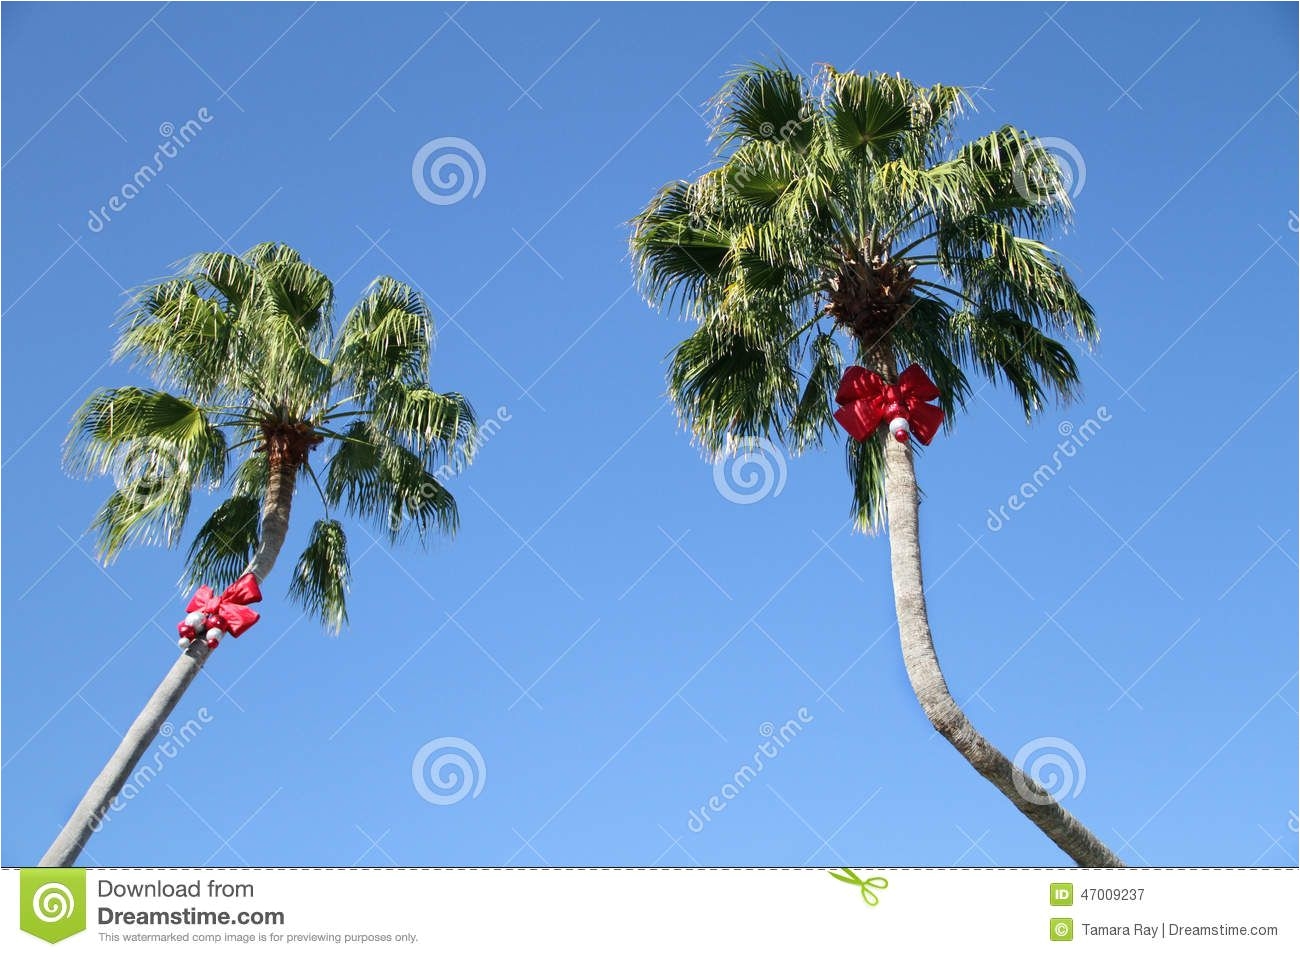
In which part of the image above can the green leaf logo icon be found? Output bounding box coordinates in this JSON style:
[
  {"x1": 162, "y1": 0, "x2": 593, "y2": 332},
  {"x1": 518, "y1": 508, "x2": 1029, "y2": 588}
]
[{"x1": 19, "y1": 869, "x2": 86, "y2": 943}]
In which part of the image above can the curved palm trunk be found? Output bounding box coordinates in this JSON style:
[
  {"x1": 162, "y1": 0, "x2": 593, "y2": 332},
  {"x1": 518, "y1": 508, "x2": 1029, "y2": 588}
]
[
  {"x1": 874, "y1": 359, "x2": 1123, "y2": 867},
  {"x1": 39, "y1": 455, "x2": 297, "y2": 867}
]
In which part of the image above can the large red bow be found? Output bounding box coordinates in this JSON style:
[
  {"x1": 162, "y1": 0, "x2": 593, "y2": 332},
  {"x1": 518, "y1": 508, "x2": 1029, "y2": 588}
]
[
  {"x1": 185, "y1": 573, "x2": 262, "y2": 637},
  {"x1": 834, "y1": 363, "x2": 945, "y2": 445}
]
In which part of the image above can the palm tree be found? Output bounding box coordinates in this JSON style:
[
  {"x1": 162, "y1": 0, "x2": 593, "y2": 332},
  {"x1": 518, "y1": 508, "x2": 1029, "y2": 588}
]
[
  {"x1": 630, "y1": 64, "x2": 1123, "y2": 867},
  {"x1": 41, "y1": 242, "x2": 477, "y2": 866}
]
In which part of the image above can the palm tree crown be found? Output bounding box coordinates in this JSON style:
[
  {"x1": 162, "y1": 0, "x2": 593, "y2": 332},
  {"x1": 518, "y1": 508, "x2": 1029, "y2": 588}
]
[
  {"x1": 66, "y1": 242, "x2": 477, "y2": 631},
  {"x1": 631, "y1": 63, "x2": 1097, "y2": 524}
]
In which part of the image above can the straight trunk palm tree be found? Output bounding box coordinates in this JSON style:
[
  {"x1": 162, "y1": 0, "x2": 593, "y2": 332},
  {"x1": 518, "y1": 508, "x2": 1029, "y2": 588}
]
[
  {"x1": 42, "y1": 243, "x2": 477, "y2": 866},
  {"x1": 630, "y1": 63, "x2": 1123, "y2": 867}
]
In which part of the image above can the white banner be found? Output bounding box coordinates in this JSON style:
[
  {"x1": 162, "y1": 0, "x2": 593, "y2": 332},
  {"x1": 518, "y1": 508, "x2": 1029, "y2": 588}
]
[{"x1": 9, "y1": 868, "x2": 1296, "y2": 954}]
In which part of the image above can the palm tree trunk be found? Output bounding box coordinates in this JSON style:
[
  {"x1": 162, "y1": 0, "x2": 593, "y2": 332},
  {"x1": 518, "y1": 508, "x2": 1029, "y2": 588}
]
[
  {"x1": 39, "y1": 456, "x2": 298, "y2": 867},
  {"x1": 873, "y1": 354, "x2": 1123, "y2": 868}
]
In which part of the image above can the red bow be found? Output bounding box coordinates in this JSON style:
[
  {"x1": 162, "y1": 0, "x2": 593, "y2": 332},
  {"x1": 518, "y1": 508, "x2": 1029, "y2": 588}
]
[
  {"x1": 834, "y1": 363, "x2": 945, "y2": 445},
  {"x1": 184, "y1": 573, "x2": 262, "y2": 637}
]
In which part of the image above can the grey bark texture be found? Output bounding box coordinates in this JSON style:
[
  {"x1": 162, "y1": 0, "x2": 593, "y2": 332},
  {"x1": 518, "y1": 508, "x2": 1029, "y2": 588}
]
[
  {"x1": 873, "y1": 353, "x2": 1124, "y2": 867},
  {"x1": 39, "y1": 463, "x2": 297, "y2": 866}
]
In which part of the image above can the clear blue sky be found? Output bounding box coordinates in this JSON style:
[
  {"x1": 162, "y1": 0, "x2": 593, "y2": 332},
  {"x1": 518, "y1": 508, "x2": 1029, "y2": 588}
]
[{"x1": 2, "y1": 1, "x2": 1296, "y2": 867}]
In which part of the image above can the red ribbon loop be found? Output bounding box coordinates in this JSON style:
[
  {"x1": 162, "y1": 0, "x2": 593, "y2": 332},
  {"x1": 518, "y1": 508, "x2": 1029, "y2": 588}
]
[
  {"x1": 833, "y1": 363, "x2": 945, "y2": 445},
  {"x1": 183, "y1": 573, "x2": 263, "y2": 637}
]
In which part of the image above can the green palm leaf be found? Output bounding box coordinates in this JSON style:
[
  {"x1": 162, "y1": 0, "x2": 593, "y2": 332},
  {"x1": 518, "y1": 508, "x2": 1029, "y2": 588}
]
[
  {"x1": 65, "y1": 387, "x2": 226, "y2": 482},
  {"x1": 370, "y1": 381, "x2": 478, "y2": 466},
  {"x1": 288, "y1": 519, "x2": 351, "y2": 632},
  {"x1": 67, "y1": 242, "x2": 472, "y2": 628},
  {"x1": 323, "y1": 420, "x2": 459, "y2": 543},
  {"x1": 631, "y1": 62, "x2": 1095, "y2": 526},
  {"x1": 184, "y1": 496, "x2": 261, "y2": 590},
  {"x1": 334, "y1": 277, "x2": 434, "y2": 395}
]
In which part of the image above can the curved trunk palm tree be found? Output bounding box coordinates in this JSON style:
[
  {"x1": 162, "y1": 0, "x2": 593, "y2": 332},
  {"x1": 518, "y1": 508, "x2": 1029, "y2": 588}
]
[
  {"x1": 631, "y1": 64, "x2": 1123, "y2": 866},
  {"x1": 41, "y1": 243, "x2": 477, "y2": 866},
  {"x1": 874, "y1": 352, "x2": 1122, "y2": 867},
  {"x1": 40, "y1": 469, "x2": 295, "y2": 867}
]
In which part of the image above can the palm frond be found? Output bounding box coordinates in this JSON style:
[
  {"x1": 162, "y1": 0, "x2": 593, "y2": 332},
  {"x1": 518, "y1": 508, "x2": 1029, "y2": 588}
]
[
  {"x1": 185, "y1": 250, "x2": 256, "y2": 307},
  {"x1": 115, "y1": 281, "x2": 233, "y2": 399},
  {"x1": 369, "y1": 381, "x2": 478, "y2": 466},
  {"x1": 889, "y1": 296, "x2": 970, "y2": 422},
  {"x1": 288, "y1": 519, "x2": 351, "y2": 632},
  {"x1": 846, "y1": 433, "x2": 887, "y2": 532},
  {"x1": 629, "y1": 181, "x2": 735, "y2": 313},
  {"x1": 244, "y1": 242, "x2": 335, "y2": 350},
  {"x1": 630, "y1": 61, "x2": 1098, "y2": 532},
  {"x1": 184, "y1": 496, "x2": 261, "y2": 590},
  {"x1": 333, "y1": 277, "x2": 433, "y2": 396},
  {"x1": 950, "y1": 309, "x2": 1082, "y2": 418},
  {"x1": 788, "y1": 331, "x2": 844, "y2": 452},
  {"x1": 65, "y1": 387, "x2": 226, "y2": 486},
  {"x1": 380, "y1": 443, "x2": 459, "y2": 543},
  {"x1": 89, "y1": 482, "x2": 192, "y2": 562},
  {"x1": 712, "y1": 61, "x2": 816, "y2": 151},
  {"x1": 668, "y1": 316, "x2": 799, "y2": 455},
  {"x1": 824, "y1": 68, "x2": 915, "y2": 165},
  {"x1": 67, "y1": 240, "x2": 471, "y2": 629},
  {"x1": 323, "y1": 420, "x2": 459, "y2": 542},
  {"x1": 230, "y1": 453, "x2": 269, "y2": 498}
]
